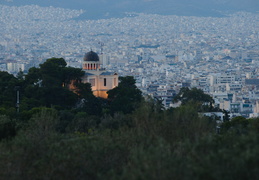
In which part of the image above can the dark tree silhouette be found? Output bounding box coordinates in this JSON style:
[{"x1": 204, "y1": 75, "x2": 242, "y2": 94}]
[
  {"x1": 173, "y1": 87, "x2": 214, "y2": 111},
  {"x1": 107, "y1": 76, "x2": 142, "y2": 115}
]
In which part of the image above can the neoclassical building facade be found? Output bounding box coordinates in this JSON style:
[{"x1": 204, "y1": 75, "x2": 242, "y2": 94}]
[{"x1": 81, "y1": 51, "x2": 118, "y2": 98}]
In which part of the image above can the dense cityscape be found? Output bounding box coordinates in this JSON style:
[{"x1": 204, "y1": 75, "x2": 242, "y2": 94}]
[
  {"x1": 1, "y1": 4, "x2": 259, "y2": 117},
  {"x1": 1, "y1": 3, "x2": 259, "y2": 179}
]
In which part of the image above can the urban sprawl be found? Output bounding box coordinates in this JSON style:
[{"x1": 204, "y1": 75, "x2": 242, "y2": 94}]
[{"x1": 0, "y1": 5, "x2": 259, "y2": 118}]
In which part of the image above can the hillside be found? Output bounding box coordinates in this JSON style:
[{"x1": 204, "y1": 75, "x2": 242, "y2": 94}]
[{"x1": 0, "y1": 0, "x2": 258, "y2": 19}]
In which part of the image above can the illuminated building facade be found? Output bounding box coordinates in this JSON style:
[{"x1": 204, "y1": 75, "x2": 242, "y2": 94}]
[{"x1": 82, "y1": 51, "x2": 118, "y2": 98}]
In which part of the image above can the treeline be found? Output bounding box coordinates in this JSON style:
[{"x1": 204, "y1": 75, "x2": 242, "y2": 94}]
[{"x1": 0, "y1": 58, "x2": 259, "y2": 180}]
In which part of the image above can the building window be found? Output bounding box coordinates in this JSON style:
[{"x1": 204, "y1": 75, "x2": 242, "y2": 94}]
[
  {"x1": 104, "y1": 78, "x2": 107, "y2": 86},
  {"x1": 89, "y1": 78, "x2": 95, "y2": 86}
]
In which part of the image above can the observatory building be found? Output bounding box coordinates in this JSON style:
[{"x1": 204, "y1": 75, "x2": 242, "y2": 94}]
[{"x1": 81, "y1": 51, "x2": 118, "y2": 98}]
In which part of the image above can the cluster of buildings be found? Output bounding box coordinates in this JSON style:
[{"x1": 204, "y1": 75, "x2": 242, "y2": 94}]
[
  {"x1": 116, "y1": 51, "x2": 259, "y2": 118},
  {"x1": 1, "y1": 5, "x2": 259, "y2": 117}
]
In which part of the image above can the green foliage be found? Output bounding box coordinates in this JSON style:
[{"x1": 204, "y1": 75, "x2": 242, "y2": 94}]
[
  {"x1": 68, "y1": 112, "x2": 98, "y2": 133},
  {"x1": 117, "y1": 138, "x2": 177, "y2": 180},
  {"x1": 249, "y1": 118, "x2": 259, "y2": 132},
  {"x1": 24, "y1": 67, "x2": 41, "y2": 85},
  {"x1": 0, "y1": 99, "x2": 258, "y2": 180},
  {"x1": 0, "y1": 107, "x2": 17, "y2": 119},
  {"x1": 0, "y1": 110, "x2": 129, "y2": 179},
  {"x1": 130, "y1": 100, "x2": 215, "y2": 144},
  {"x1": 131, "y1": 99, "x2": 165, "y2": 137},
  {"x1": 107, "y1": 76, "x2": 142, "y2": 115},
  {"x1": 113, "y1": 132, "x2": 259, "y2": 180},
  {"x1": 1, "y1": 59, "x2": 259, "y2": 179},
  {"x1": 166, "y1": 103, "x2": 214, "y2": 140},
  {"x1": 62, "y1": 66, "x2": 84, "y2": 88},
  {"x1": 221, "y1": 116, "x2": 250, "y2": 134},
  {"x1": 173, "y1": 87, "x2": 214, "y2": 112},
  {"x1": 185, "y1": 134, "x2": 259, "y2": 180},
  {"x1": 75, "y1": 82, "x2": 93, "y2": 98},
  {"x1": 100, "y1": 113, "x2": 132, "y2": 130},
  {"x1": 0, "y1": 71, "x2": 19, "y2": 109},
  {"x1": 55, "y1": 110, "x2": 75, "y2": 133},
  {"x1": 75, "y1": 82, "x2": 103, "y2": 116},
  {"x1": 0, "y1": 115, "x2": 16, "y2": 140},
  {"x1": 39, "y1": 57, "x2": 67, "y2": 87},
  {"x1": 24, "y1": 108, "x2": 59, "y2": 136},
  {"x1": 22, "y1": 58, "x2": 86, "y2": 110}
]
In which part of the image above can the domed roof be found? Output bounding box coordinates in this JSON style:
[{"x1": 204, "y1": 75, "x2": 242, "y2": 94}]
[{"x1": 83, "y1": 51, "x2": 99, "y2": 62}]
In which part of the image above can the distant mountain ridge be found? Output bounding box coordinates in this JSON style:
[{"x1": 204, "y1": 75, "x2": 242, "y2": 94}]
[{"x1": 0, "y1": 0, "x2": 258, "y2": 19}]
